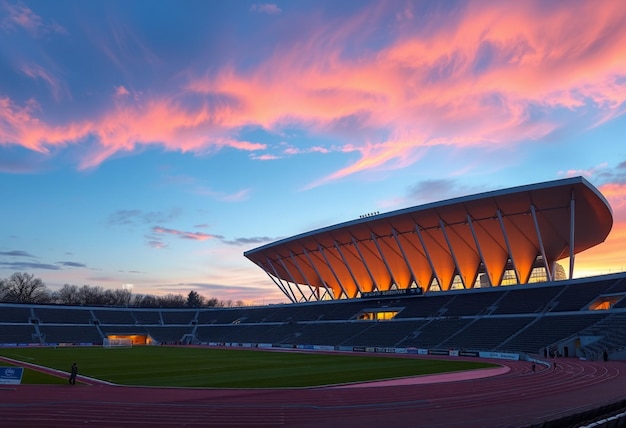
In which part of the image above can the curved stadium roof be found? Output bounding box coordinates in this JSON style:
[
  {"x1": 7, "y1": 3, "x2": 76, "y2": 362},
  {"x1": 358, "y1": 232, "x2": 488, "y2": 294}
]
[{"x1": 244, "y1": 177, "x2": 613, "y2": 302}]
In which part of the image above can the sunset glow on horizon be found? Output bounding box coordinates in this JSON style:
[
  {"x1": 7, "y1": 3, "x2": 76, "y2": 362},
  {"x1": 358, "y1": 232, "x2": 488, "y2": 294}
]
[{"x1": 1, "y1": 0, "x2": 625, "y2": 304}]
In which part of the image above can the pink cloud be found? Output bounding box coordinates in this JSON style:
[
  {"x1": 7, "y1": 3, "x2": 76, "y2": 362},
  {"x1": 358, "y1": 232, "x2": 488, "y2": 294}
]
[
  {"x1": 558, "y1": 164, "x2": 609, "y2": 180},
  {"x1": 19, "y1": 64, "x2": 68, "y2": 101},
  {"x1": 251, "y1": 153, "x2": 281, "y2": 160},
  {"x1": 1, "y1": 2, "x2": 66, "y2": 36},
  {"x1": 152, "y1": 226, "x2": 219, "y2": 241},
  {"x1": 0, "y1": 92, "x2": 267, "y2": 168},
  {"x1": 0, "y1": 97, "x2": 91, "y2": 153},
  {"x1": 148, "y1": 240, "x2": 166, "y2": 249},
  {"x1": 114, "y1": 86, "x2": 130, "y2": 97},
  {"x1": 193, "y1": 186, "x2": 251, "y2": 202},
  {"x1": 1, "y1": 1, "x2": 625, "y2": 181},
  {"x1": 181, "y1": 1, "x2": 626, "y2": 184}
]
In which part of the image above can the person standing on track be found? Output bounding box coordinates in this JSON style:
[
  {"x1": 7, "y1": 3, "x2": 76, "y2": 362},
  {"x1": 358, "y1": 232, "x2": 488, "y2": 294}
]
[{"x1": 69, "y1": 362, "x2": 78, "y2": 385}]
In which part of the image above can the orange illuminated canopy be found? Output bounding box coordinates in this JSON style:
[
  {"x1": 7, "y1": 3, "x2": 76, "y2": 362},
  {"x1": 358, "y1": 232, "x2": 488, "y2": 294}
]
[{"x1": 244, "y1": 177, "x2": 613, "y2": 302}]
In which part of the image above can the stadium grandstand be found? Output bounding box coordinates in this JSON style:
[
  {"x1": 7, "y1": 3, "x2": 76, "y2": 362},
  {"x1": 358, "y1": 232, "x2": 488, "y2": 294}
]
[
  {"x1": 1, "y1": 176, "x2": 626, "y2": 362},
  {"x1": 1, "y1": 271, "x2": 626, "y2": 360},
  {"x1": 4, "y1": 176, "x2": 626, "y2": 427}
]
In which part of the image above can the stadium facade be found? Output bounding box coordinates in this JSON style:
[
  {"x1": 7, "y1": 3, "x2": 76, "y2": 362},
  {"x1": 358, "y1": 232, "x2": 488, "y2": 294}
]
[{"x1": 244, "y1": 177, "x2": 613, "y2": 302}]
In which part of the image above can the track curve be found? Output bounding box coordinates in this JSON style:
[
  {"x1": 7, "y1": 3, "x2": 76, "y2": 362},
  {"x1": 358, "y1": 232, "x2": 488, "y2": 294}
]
[{"x1": 1, "y1": 357, "x2": 625, "y2": 427}]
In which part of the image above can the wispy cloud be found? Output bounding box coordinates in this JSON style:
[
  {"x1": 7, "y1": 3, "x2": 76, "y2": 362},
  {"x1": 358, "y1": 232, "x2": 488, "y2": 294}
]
[
  {"x1": 19, "y1": 64, "x2": 68, "y2": 101},
  {"x1": 1, "y1": 1, "x2": 625, "y2": 187},
  {"x1": 107, "y1": 209, "x2": 181, "y2": 226},
  {"x1": 192, "y1": 186, "x2": 251, "y2": 202},
  {"x1": 0, "y1": 261, "x2": 60, "y2": 270},
  {"x1": 187, "y1": 1, "x2": 626, "y2": 186},
  {"x1": 249, "y1": 3, "x2": 282, "y2": 15},
  {"x1": 0, "y1": 1, "x2": 66, "y2": 36},
  {"x1": 0, "y1": 250, "x2": 88, "y2": 272},
  {"x1": 221, "y1": 236, "x2": 279, "y2": 246},
  {"x1": 56, "y1": 261, "x2": 87, "y2": 268},
  {"x1": 152, "y1": 226, "x2": 223, "y2": 241},
  {"x1": 0, "y1": 250, "x2": 35, "y2": 257},
  {"x1": 147, "y1": 240, "x2": 166, "y2": 249},
  {"x1": 407, "y1": 179, "x2": 467, "y2": 204}
]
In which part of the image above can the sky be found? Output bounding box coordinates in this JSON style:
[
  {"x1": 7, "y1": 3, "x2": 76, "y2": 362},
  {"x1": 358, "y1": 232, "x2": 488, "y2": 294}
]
[{"x1": 1, "y1": 0, "x2": 625, "y2": 305}]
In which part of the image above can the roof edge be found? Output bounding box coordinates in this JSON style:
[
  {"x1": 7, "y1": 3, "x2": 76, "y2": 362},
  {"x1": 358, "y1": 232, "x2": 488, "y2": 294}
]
[{"x1": 244, "y1": 176, "x2": 609, "y2": 256}]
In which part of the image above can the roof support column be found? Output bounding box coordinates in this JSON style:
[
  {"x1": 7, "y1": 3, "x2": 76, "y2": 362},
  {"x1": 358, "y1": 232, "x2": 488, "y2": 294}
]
[
  {"x1": 282, "y1": 254, "x2": 310, "y2": 302},
  {"x1": 263, "y1": 271, "x2": 295, "y2": 303},
  {"x1": 334, "y1": 241, "x2": 362, "y2": 297},
  {"x1": 392, "y1": 228, "x2": 419, "y2": 289},
  {"x1": 439, "y1": 219, "x2": 465, "y2": 288},
  {"x1": 497, "y1": 209, "x2": 520, "y2": 284},
  {"x1": 569, "y1": 190, "x2": 576, "y2": 280},
  {"x1": 316, "y1": 286, "x2": 330, "y2": 301},
  {"x1": 352, "y1": 236, "x2": 379, "y2": 293},
  {"x1": 530, "y1": 205, "x2": 553, "y2": 282},
  {"x1": 302, "y1": 248, "x2": 334, "y2": 300},
  {"x1": 303, "y1": 284, "x2": 318, "y2": 302},
  {"x1": 317, "y1": 244, "x2": 348, "y2": 299},
  {"x1": 371, "y1": 232, "x2": 399, "y2": 289},
  {"x1": 414, "y1": 225, "x2": 441, "y2": 290},
  {"x1": 467, "y1": 215, "x2": 491, "y2": 287},
  {"x1": 265, "y1": 257, "x2": 297, "y2": 302}
]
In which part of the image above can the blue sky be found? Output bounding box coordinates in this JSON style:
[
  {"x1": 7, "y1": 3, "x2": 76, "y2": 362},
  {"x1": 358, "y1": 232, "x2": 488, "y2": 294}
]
[{"x1": 1, "y1": 0, "x2": 625, "y2": 304}]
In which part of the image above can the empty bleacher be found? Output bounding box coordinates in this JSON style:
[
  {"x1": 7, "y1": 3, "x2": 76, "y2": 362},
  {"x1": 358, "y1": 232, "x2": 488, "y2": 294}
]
[
  {"x1": 437, "y1": 316, "x2": 533, "y2": 351},
  {"x1": 501, "y1": 313, "x2": 608, "y2": 354},
  {"x1": 92, "y1": 309, "x2": 135, "y2": 324},
  {"x1": 394, "y1": 294, "x2": 454, "y2": 319},
  {"x1": 132, "y1": 310, "x2": 162, "y2": 325},
  {"x1": 1, "y1": 272, "x2": 626, "y2": 357},
  {"x1": 438, "y1": 291, "x2": 502, "y2": 317},
  {"x1": 341, "y1": 320, "x2": 419, "y2": 347},
  {"x1": 550, "y1": 280, "x2": 626, "y2": 312},
  {"x1": 491, "y1": 286, "x2": 561, "y2": 314},
  {"x1": 578, "y1": 313, "x2": 626, "y2": 358},
  {"x1": 0, "y1": 306, "x2": 32, "y2": 323},
  {"x1": 144, "y1": 326, "x2": 194, "y2": 343},
  {"x1": 161, "y1": 310, "x2": 196, "y2": 325},
  {"x1": 0, "y1": 325, "x2": 37, "y2": 344},
  {"x1": 34, "y1": 307, "x2": 92, "y2": 324},
  {"x1": 295, "y1": 322, "x2": 372, "y2": 346},
  {"x1": 398, "y1": 317, "x2": 468, "y2": 349},
  {"x1": 38, "y1": 325, "x2": 102, "y2": 344},
  {"x1": 196, "y1": 308, "x2": 247, "y2": 324}
]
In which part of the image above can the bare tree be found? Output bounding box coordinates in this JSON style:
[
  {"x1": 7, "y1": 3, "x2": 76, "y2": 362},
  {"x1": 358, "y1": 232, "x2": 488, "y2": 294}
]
[
  {"x1": 0, "y1": 272, "x2": 225, "y2": 309},
  {"x1": 132, "y1": 294, "x2": 159, "y2": 307},
  {"x1": 113, "y1": 288, "x2": 132, "y2": 307},
  {"x1": 158, "y1": 293, "x2": 186, "y2": 308},
  {"x1": 1, "y1": 272, "x2": 50, "y2": 303},
  {"x1": 205, "y1": 297, "x2": 220, "y2": 307},
  {"x1": 52, "y1": 284, "x2": 81, "y2": 305},
  {"x1": 78, "y1": 285, "x2": 106, "y2": 305}
]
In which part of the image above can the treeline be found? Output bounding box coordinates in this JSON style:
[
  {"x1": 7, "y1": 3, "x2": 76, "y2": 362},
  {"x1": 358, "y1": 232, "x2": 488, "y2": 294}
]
[{"x1": 0, "y1": 272, "x2": 245, "y2": 308}]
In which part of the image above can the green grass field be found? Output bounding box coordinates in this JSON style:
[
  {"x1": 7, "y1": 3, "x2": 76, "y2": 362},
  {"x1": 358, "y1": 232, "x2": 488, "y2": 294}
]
[{"x1": 0, "y1": 346, "x2": 496, "y2": 388}]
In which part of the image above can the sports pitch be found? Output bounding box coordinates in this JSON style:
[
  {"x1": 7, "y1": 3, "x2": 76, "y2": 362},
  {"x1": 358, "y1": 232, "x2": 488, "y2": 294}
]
[{"x1": 1, "y1": 346, "x2": 496, "y2": 388}]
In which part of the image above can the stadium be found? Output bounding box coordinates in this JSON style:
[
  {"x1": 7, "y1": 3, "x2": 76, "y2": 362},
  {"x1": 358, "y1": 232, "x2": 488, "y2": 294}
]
[{"x1": 2, "y1": 176, "x2": 626, "y2": 427}]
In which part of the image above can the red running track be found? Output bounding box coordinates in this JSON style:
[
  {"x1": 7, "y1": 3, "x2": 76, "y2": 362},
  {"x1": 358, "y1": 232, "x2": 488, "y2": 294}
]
[{"x1": 1, "y1": 357, "x2": 625, "y2": 427}]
